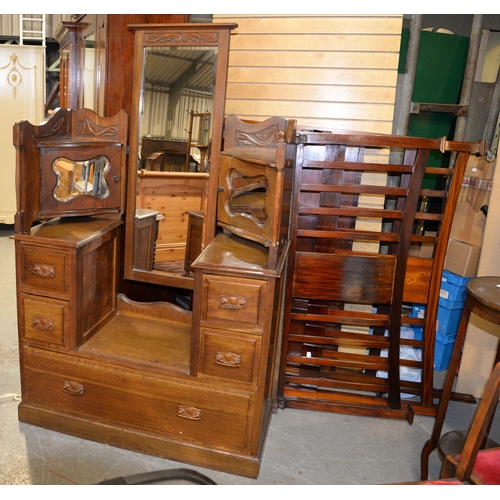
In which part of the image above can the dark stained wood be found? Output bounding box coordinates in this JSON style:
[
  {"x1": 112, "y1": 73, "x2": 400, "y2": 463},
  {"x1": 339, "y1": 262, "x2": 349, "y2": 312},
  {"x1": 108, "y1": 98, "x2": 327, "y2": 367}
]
[
  {"x1": 217, "y1": 115, "x2": 297, "y2": 268},
  {"x1": 292, "y1": 252, "x2": 396, "y2": 303},
  {"x1": 14, "y1": 112, "x2": 289, "y2": 478},
  {"x1": 278, "y1": 130, "x2": 484, "y2": 419},
  {"x1": 13, "y1": 108, "x2": 128, "y2": 234}
]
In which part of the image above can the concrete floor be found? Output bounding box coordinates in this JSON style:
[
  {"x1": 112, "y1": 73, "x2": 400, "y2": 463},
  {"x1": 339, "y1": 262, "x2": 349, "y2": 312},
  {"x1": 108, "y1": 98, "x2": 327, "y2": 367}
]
[{"x1": 1, "y1": 223, "x2": 498, "y2": 487}]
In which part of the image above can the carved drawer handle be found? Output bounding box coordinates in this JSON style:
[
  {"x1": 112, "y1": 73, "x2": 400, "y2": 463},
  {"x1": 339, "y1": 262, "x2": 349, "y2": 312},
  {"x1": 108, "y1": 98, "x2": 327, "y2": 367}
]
[
  {"x1": 32, "y1": 317, "x2": 54, "y2": 331},
  {"x1": 63, "y1": 381, "x2": 84, "y2": 395},
  {"x1": 177, "y1": 405, "x2": 202, "y2": 421},
  {"x1": 220, "y1": 294, "x2": 246, "y2": 309},
  {"x1": 215, "y1": 351, "x2": 241, "y2": 367},
  {"x1": 32, "y1": 264, "x2": 55, "y2": 278}
]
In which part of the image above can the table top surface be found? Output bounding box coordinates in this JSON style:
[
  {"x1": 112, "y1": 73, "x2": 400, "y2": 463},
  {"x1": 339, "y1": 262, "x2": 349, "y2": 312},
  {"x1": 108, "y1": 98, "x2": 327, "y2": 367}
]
[{"x1": 467, "y1": 276, "x2": 500, "y2": 313}]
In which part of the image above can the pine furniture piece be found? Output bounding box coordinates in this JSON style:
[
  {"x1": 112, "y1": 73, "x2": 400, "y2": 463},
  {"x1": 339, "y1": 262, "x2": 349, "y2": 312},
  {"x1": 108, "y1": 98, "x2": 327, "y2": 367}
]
[
  {"x1": 13, "y1": 99, "x2": 296, "y2": 478},
  {"x1": 277, "y1": 130, "x2": 484, "y2": 421},
  {"x1": 421, "y1": 276, "x2": 500, "y2": 479}
]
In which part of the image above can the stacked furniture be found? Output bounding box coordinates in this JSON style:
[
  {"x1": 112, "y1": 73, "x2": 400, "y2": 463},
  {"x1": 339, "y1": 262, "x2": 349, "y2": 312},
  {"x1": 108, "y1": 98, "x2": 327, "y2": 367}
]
[{"x1": 278, "y1": 130, "x2": 484, "y2": 420}]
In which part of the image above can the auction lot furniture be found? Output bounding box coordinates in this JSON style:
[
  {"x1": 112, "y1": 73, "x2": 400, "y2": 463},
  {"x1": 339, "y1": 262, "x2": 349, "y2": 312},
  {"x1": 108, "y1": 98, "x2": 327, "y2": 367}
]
[{"x1": 421, "y1": 276, "x2": 500, "y2": 480}]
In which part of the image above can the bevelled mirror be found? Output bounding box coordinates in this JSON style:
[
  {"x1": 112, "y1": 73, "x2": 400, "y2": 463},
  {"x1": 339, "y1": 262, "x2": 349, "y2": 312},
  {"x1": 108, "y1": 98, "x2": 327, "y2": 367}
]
[{"x1": 124, "y1": 23, "x2": 237, "y2": 290}]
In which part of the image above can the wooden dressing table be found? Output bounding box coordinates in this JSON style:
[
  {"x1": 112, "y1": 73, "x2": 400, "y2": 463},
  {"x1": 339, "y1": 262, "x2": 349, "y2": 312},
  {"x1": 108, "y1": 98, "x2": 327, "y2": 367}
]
[{"x1": 13, "y1": 105, "x2": 296, "y2": 478}]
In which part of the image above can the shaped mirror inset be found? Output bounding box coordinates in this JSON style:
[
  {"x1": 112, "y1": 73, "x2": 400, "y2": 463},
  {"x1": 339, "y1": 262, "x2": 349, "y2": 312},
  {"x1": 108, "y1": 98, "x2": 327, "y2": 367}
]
[
  {"x1": 227, "y1": 169, "x2": 269, "y2": 223},
  {"x1": 53, "y1": 156, "x2": 110, "y2": 200}
]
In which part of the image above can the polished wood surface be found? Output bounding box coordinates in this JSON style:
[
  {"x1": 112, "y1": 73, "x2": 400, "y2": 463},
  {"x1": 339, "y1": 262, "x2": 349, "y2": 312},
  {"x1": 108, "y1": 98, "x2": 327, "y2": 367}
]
[
  {"x1": 13, "y1": 108, "x2": 128, "y2": 234},
  {"x1": 217, "y1": 115, "x2": 297, "y2": 268},
  {"x1": 278, "y1": 130, "x2": 484, "y2": 420},
  {"x1": 15, "y1": 113, "x2": 289, "y2": 478}
]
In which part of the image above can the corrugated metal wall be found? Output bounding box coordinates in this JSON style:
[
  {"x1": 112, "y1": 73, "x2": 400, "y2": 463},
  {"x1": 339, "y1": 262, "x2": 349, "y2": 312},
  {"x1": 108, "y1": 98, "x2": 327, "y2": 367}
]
[
  {"x1": 214, "y1": 14, "x2": 403, "y2": 134},
  {"x1": 141, "y1": 91, "x2": 213, "y2": 140}
]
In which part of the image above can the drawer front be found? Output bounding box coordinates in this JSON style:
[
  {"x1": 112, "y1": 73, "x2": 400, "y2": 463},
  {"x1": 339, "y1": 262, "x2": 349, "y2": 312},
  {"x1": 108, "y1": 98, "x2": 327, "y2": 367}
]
[
  {"x1": 23, "y1": 347, "x2": 252, "y2": 453},
  {"x1": 202, "y1": 274, "x2": 267, "y2": 328},
  {"x1": 20, "y1": 244, "x2": 70, "y2": 297},
  {"x1": 200, "y1": 328, "x2": 261, "y2": 384},
  {"x1": 20, "y1": 294, "x2": 68, "y2": 348}
]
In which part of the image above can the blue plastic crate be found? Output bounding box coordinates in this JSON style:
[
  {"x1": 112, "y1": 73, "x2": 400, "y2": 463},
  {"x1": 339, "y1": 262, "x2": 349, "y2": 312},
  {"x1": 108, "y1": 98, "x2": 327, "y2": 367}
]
[
  {"x1": 440, "y1": 270, "x2": 473, "y2": 302},
  {"x1": 437, "y1": 297, "x2": 465, "y2": 335},
  {"x1": 407, "y1": 305, "x2": 425, "y2": 340},
  {"x1": 411, "y1": 326, "x2": 423, "y2": 341},
  {"x1": 410, "y1": 303, "x2": 426, "y2": 319},
  {"x1": 434, "y1": 332, "x2": 457, "y2": 371}
]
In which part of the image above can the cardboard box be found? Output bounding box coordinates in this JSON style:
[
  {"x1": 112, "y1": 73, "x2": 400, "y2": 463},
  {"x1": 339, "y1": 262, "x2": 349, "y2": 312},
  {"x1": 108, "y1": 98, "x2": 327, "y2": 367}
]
[
  {"x1": 444, "y1": 238, "x2": 481, "y2": 277},
  {"x1": 449, "y1": 155, "x2": 493, "y2": 247}
]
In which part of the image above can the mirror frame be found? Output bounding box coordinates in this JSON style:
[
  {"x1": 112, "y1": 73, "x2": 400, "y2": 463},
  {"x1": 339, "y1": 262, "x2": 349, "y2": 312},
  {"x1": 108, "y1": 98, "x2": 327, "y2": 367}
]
[{"x1": 124, "y1": 23, "x2": 237, "y2": 289}]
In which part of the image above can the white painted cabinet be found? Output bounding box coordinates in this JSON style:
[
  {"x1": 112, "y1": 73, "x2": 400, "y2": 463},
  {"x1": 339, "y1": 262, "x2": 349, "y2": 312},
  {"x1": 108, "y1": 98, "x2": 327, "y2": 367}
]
[{"x1": 0, "y1": 45, "x2": 45, "y2": 224}]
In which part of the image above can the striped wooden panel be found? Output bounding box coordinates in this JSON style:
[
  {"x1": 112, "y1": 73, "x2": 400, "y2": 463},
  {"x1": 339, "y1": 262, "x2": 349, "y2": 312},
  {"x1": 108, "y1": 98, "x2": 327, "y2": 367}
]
[{"x1": 214, "y1": 14, "x2": 403, "y2": 134}]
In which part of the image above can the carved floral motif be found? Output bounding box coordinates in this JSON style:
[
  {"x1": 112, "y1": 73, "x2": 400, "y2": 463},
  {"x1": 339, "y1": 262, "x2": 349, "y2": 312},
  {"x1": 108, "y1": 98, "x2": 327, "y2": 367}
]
[
  {"x1": 34, "y1": 115, "x2": 69, "y2": 139},
  {"x1": 235, "y1": 125, "x2": 285, "y2": 148},
  {"x1": 144, "y1": 32, "x2": 219, "y2": 45},
  {"x1": 78, "y1": 118, "x2": 119, "y2": 139}
]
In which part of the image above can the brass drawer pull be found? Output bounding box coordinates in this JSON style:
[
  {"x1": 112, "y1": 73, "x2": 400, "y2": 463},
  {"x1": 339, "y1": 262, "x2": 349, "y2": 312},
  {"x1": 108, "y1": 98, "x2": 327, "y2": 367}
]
[
  {"x1": 178, "y1": 405, "x2": 202, "y2": 420},
  {"x1": 220, "y1": 294, "x2": 246, "y2": 309},
  {"x1": 32, "y1": 264, "x2": 55, "y2": 278},
  {"x1": 32, "y1": 317, "x2": 54, "y2": 331},
  {"x1": 215, "y1": 351, "x2": 241, "y2": 367},
  {"x1": 63, "y1": 381, "x2": 84, "y2": 395}
]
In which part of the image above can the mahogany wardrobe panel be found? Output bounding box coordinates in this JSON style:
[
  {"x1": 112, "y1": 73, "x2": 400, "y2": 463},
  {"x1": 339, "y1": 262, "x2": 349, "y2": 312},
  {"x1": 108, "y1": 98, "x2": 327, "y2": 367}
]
[{"x1": 277, "y1": 130, "x2": 484, "y2": 421}]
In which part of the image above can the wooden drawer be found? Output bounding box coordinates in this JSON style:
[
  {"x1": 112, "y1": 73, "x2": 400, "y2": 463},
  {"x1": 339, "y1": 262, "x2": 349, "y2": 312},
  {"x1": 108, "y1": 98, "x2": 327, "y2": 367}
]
[
  {"x1": 23, "y1": 347, "x2": 253, "y2": 453},
  {"x1": 19, "y1": 244, "x2": 70, "y2": 297},
  {"x1": 202, "y1": 274, "x2": 267, "y2": 329},
  {"x1": 200, "y1": 328, "x2": 261, "y2": 384},
  {"x1": 20, "y1": 294, "x2": 69, "y2": 348}
]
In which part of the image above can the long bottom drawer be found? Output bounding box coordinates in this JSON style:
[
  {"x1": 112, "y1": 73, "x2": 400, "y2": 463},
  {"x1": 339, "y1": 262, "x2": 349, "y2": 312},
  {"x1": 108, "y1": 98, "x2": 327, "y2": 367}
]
[{"x1": 22, "y1": 346, "x2": 253, "y2": 454}]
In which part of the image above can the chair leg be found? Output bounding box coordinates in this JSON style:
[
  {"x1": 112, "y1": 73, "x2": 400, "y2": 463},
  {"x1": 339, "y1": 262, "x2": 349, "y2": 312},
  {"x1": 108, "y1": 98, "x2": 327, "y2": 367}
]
[{"x1": 420, "y1": 306, "x2": 471, "y2": 480}]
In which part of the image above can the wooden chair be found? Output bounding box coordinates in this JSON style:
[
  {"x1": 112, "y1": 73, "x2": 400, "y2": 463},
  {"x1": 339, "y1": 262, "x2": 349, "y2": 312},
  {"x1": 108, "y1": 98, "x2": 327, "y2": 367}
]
[
  {"x1": 420, "y1": 276, "x2": 500, "y2": 479},
  {"x1": 439, "y1": 361, "x2": 500, "y2": 484}
]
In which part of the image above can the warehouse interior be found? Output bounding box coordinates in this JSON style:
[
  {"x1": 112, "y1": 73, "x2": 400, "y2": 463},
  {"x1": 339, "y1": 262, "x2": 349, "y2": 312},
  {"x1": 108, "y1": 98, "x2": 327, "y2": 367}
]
[{"x1": 0, "y1": 12, "x2": 500, "y2": 489}]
